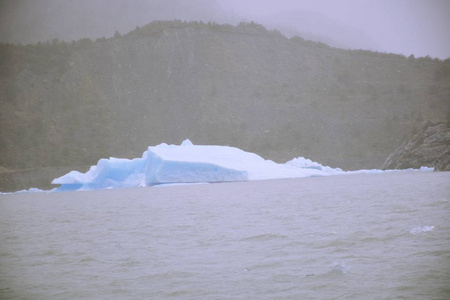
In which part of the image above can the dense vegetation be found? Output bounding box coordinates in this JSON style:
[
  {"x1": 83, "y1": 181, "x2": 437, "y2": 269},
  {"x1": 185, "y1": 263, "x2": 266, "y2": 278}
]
[{"x1": 1, "y1": 21, "x2": 449, "y2": 173}]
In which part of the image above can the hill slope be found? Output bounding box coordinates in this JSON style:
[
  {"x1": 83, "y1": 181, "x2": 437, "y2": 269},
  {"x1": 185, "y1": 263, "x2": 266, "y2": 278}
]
[{"x1": 1, "y1": 21, "x2": 449, "y2": 172}]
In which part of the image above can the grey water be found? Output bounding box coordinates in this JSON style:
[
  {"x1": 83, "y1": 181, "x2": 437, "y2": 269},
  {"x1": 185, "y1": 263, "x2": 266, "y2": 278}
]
[{"x1": 1, "y1": 171, "x2": 449, "y2": 299}]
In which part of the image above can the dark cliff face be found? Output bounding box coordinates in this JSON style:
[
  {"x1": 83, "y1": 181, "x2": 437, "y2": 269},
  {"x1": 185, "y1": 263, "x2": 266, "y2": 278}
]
[
  {"x1": 382, "y1": 122, "x2": 450, "y2": 171},
  {"x1": 1, "y1": 21, "x2": 450, "y2": 172}
]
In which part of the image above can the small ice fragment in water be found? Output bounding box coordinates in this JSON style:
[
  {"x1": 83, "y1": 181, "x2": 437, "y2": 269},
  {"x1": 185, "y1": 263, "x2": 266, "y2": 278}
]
[
  {"x1": 409, "y1": 226, "x2": 435, "y2": 234},
  {"x1": 329, "y1": 260, "x2": 350, "y2": 274}
]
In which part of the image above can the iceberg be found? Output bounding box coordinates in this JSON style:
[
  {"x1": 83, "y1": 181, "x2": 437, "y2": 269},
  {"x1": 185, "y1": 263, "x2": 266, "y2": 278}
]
[
  {"x1": 52, "y1": 139, "x2": 330, "y2": 191},
  {"x1": 47, "y1": 139, "x2": 434, "y2": 192}
]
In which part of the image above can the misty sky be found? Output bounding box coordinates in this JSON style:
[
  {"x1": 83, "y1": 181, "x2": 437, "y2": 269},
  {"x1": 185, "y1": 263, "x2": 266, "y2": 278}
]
[
  {"x1": 0, "y1": 0, "x2": 449, "y2": 59},
  {"x1": 217, "y1": 0, "x2": 450, "y2": 59}
]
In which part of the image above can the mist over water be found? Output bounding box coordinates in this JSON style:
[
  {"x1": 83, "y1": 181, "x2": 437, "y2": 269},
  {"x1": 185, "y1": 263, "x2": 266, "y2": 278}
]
[
  {"x1": 1, "y1": 0, "x2": 449, "y2": 58},
  {"x1": 1, "y1": 172, "x2": 449, "y2": 299}
]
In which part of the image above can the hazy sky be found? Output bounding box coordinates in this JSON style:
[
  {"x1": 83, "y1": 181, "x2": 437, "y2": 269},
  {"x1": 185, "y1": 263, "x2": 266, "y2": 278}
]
[
  {"x1": 1, "y1": 0, "x2": 449, "y2": 59},
  {"x1": 217, "y1": 0, "x2": 450, "y2": 59}
]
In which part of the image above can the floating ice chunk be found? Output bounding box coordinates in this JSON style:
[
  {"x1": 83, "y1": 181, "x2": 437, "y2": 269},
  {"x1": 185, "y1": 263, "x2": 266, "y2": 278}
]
[
  {"x1": 15, "y1": 139, "x2": 438, "y2": 193},
  {"x1": 1, "y1": 187, "x2": 46, "y2": 195},
  {"x1": 328, "y1": 260, "x2": 350, "y2": 274},
  {"x1": 51, "y1": 140, "x2": 329, "y2": 191},
  {"x1": 286, "y1": 157, "x2": 344, "y2": 174},
  {"x1": 410, "y1": 226, "x2": 435, "y2": 234},
  {"x1": 419, "y1": 166, "x2": 434, "y2": 172},
  {"x1": 286, "y1": 157, "x2": 435, "y2": 176},
  {"x1": 23, "y1": 187, "x2": 46, "y2": 193}
]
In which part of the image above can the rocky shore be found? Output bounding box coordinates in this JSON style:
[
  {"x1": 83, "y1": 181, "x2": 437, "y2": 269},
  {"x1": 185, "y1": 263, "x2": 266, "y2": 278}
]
[{"x1": 383, "y1": 122, "x2": 450, "y2": 171}]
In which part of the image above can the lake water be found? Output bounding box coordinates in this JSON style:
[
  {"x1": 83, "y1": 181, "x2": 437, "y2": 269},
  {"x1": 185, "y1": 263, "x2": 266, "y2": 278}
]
[{"x1": 1, "y1": 171, "x2": 449, "y2": 299}]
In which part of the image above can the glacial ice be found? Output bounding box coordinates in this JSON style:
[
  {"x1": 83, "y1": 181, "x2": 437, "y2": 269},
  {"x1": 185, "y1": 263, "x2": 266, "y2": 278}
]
[
  {"x1": 286, "y1": 157, "x2": 344, "y2": 175},
  {"x1": 24, "y1": 139, "x2": 429, "y2": 193},
  {"x1": 409, "y1": 226, "x2": 435, "y2": 234},
  {"x1": 52, "y1": 139, "x2": 330, "y2": 191}
]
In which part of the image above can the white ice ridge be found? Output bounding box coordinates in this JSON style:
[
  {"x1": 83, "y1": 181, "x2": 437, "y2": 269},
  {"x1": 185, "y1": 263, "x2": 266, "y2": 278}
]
[
  {"x1": 52, "y1": 139, "x2": 331, "y2": 191},
  {"x1": 49, "y1": 139, "x2": 434, "y2": 192}
]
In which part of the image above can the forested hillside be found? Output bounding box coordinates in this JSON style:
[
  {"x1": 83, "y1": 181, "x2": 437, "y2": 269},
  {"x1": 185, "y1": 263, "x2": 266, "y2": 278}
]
[{"x1": 1, "y1": 21, "x2": 449, "y2": 173}]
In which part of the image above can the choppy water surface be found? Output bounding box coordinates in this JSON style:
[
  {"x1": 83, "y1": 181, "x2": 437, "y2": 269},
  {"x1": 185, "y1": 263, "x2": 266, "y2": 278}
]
[{"x1": 1, "y1": 172, "x2": 449, "y2": 299}]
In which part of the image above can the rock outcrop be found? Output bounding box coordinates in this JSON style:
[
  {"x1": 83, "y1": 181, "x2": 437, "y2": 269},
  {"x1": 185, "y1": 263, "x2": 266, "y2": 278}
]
[
  {"x1": 383, "y1": 122, "x2": 450, "y2": 171},
  {"x1": 434, "y1": 150, "x2": 450, "y2": 171}
]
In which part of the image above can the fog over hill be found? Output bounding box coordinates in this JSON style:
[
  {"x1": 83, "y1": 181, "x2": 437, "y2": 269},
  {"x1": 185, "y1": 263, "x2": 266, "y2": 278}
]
[
  {"x1": 0, "y1": 0, "x2": 231, "y2": 44},
  {"x1": 1, "y1": 21, "x2": 449, "y2": 176},
  {"x1": 218, "y1": 0, "x2": 450, "y2": 59},
  {"x1": 1, "y1": 0, "x2": 449, "y2": 59}
]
